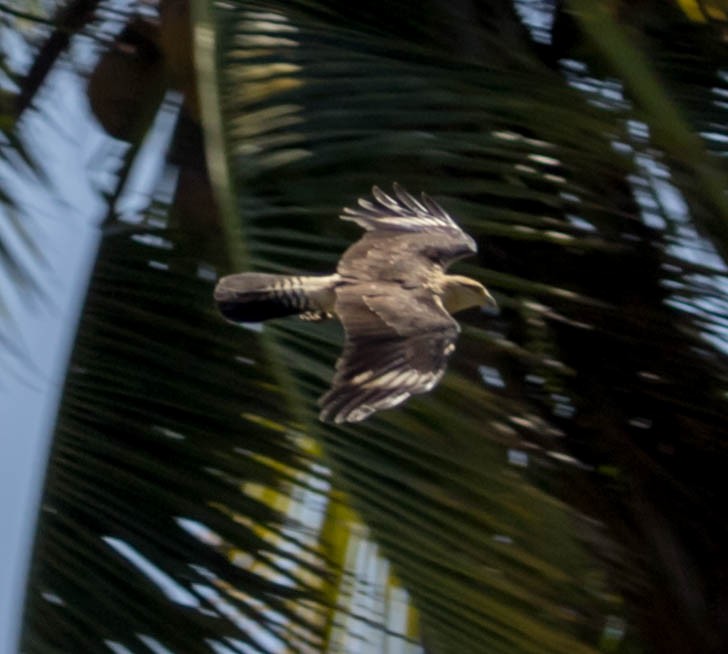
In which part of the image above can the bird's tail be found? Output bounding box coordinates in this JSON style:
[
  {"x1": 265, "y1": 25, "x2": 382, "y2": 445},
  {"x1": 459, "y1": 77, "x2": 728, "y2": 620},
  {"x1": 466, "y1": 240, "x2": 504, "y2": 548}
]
[{"x1": 214, "y1": 272, "x2": 335, "y2": 323}]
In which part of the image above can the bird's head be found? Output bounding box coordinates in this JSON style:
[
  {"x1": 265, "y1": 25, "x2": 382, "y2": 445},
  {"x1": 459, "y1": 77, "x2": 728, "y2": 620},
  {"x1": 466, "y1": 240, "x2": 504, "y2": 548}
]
[{"x1": 442, "y1": 275, "x2": 498, "y2": 315}]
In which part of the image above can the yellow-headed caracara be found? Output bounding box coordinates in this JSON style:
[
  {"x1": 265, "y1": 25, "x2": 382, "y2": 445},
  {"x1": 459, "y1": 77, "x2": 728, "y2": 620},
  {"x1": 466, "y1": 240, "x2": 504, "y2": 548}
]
[{"x1": 215, "y1": 184, "x2": 496, "y2": 423}]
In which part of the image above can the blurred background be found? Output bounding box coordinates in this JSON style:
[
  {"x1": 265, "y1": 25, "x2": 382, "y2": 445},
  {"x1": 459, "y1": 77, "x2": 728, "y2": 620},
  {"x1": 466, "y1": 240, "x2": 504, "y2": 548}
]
[{"x1": 2, "y1": 1, "x2": 728, "y2": 652}]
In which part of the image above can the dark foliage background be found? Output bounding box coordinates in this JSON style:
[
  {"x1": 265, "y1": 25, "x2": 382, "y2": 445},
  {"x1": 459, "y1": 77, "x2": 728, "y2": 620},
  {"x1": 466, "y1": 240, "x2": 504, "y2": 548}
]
[{"x1": 2, "y1": 0, "x2": 727, "y2": 653}]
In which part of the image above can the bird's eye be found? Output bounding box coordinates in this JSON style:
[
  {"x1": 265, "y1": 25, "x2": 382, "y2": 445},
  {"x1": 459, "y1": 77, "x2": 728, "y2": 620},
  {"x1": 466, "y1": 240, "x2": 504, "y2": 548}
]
[{"x1": 423, "y1": 246, "x2": 443, "y2": 263}]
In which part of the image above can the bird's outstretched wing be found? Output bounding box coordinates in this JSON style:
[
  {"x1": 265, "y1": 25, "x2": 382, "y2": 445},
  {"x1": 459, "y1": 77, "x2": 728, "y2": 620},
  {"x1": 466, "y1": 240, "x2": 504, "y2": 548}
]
[
  {"x1": 318, "y1": 282, "x2": 460, "y2": 423},
  {"x1": 337, "y1": 185, "x2": 477, "y2": 282},
  {"x1": 342, "y1": 183, "x2": 472, "y2": 240}
]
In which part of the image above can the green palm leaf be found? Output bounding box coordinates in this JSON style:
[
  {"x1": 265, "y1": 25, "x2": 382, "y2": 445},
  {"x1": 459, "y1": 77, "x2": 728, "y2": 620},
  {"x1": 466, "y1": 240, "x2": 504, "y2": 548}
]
[{"x1": 5, "y1": 1, "x2": 727, "y2": 653}]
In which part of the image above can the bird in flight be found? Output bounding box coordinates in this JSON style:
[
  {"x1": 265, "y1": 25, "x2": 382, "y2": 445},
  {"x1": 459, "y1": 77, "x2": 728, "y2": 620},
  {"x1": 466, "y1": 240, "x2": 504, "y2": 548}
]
[{"x1": 215, "y1": 184, "x2": 496, "y2": 423}]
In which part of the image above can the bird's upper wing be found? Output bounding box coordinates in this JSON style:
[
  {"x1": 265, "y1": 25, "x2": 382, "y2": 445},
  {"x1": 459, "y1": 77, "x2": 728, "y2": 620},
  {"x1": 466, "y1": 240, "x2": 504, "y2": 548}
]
[
  {"x1": 337, "y1": 184, "x2": 477, "y2": 280},
  {"x1": 342, "y1": 184, "x2": 473, "y2": 240},
  {"x1": 318, "y1": 282, "x2": 460, "y2": 423}
]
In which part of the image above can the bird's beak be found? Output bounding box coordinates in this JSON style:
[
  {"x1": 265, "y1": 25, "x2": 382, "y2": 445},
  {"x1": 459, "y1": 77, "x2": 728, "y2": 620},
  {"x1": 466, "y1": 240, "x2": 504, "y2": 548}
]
[{"x1": 481, "y1": 289, "x2": 499, "y2": 316}]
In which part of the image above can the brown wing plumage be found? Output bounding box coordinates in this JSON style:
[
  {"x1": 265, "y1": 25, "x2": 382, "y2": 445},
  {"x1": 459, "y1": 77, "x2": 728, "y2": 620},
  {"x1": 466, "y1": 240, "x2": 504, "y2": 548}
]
[
  {"x1": 341, "y1": 184, "x2": 474, "y2": 241},
  {"x1": 318, "y1": 282, "x2": 460, "y2": 423},
  {"x1": 337, "y1": 184, "x2": 477, "y2": 283}
]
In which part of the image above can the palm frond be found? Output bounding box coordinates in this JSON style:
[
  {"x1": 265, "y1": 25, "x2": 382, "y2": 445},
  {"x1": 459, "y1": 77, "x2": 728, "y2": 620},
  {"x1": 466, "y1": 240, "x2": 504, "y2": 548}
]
[
  {"x1": 210, "y1": 2, "x2": 728, "y2": 652},
  {"x1": 10, "y1": 1, "x2": 728, "y2": 653}
]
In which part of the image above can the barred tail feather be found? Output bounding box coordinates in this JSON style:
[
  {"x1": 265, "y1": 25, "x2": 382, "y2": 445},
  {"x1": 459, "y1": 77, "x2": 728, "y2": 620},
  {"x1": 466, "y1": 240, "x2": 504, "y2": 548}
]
[{"x1": 214, "y1": 273, "x2": 333, "y2": 323}]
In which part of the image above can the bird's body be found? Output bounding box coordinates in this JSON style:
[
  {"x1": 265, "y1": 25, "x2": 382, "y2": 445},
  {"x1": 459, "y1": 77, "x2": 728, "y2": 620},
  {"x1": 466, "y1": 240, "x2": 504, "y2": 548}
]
[{"x1": 215, "y1": 184, "x2": 496, "y2": 423}]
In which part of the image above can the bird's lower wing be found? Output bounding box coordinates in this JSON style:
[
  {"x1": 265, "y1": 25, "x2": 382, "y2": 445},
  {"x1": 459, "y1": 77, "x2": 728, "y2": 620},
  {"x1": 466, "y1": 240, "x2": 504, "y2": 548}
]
[{"x1": 318, "y1": 284, "x2": 459, "y2": 424}]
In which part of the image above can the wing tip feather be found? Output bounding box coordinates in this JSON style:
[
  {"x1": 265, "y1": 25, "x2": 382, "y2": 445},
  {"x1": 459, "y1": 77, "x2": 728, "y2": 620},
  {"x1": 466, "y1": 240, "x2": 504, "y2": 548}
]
[
  {"x1": 340, "y1": 183, "x2": 463, "y2": 234},
  {"x1": 318, "y1": 387, "x2": 413, "y2": 424}
]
